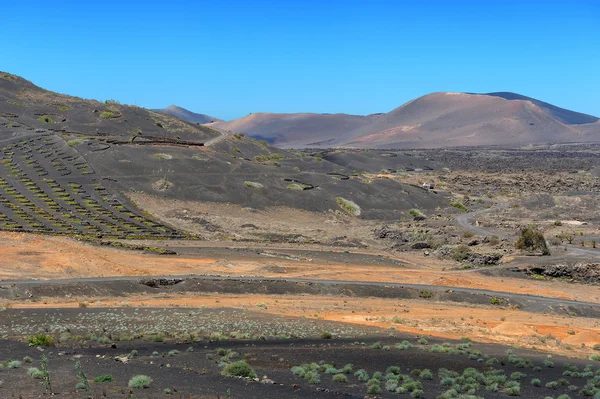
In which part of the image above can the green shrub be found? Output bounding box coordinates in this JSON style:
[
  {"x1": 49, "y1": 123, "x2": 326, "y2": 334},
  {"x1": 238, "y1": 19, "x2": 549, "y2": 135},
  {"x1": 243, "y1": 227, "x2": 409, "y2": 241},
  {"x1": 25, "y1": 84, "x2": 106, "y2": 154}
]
[
  {"x1": 354, "y1": 369, "x2": 369, "y2": 382},
  {"x1": 336, "y1": 197, "x2": 361, "y2": 216},
  {"x1": 27, "y1": 367, "x2": 44, "y2": 379},
  {"x1": 490, "y1": 296, "x2": 505, "y2": 305},
  {"x1": 515, "y1": 225, "x2": 550, "y2": 255},
  {"x1": 67, "y1": 139, "x2": 83, "y2": 147},
  {"x1": 222, "y1": 360, "x2": 257, "y2": 378},
  {"x1": 419, "y1": 369, "x2": 433, "y2": 380},
  {"x1": 450, "y1": 201, "x2": 468, "y2": 212},
  {"x1": 409, "y1": 209, "x2": 426, "y2": 220},
  {"x1": 27, "y1": 334, "x2": 54, "y2": 347},
  {"x1": 452, "y1": 245, "x2": 471, "y2": 261},
  {"x1": 93, "y1": 374, "x2": 113, "y2": 382},
  {"x1": 589, "y1": 354, "x2": 600, "y2": 361},
  {"x1": 531, "y1": 378, "x2": 541, "y2": 386},
  {"x1": 418, "y1": 290, "x2": 433, "y2": 299},
  {"x1": 37, "y1": 116, "x2": 54, "y2": 123},
  {"x1": 367, "y1": 380, "x2": 381, "y2": 394},
  {"x1": 321, "y1": 331, "x2": 332, "y2": 339},
  {"x1": 244, "y1": 181, "x2": 263, "y2": 188},
  {"x1": 128, "y1": 375, "x2": 152, "y2": 389},
  {"x1": 332, "y1": 373, "x2": 348, "y2": 383},
  {"x1": 99, "y1": 111, "x2": 115, "y2": 119}
]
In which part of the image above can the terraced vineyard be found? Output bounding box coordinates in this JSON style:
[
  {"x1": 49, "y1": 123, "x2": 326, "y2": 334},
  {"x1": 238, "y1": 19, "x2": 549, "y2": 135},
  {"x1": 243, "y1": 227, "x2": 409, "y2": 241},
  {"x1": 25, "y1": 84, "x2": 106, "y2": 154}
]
[{"x1": 0, "y1": 133, "x2": 183, "y2": 239}]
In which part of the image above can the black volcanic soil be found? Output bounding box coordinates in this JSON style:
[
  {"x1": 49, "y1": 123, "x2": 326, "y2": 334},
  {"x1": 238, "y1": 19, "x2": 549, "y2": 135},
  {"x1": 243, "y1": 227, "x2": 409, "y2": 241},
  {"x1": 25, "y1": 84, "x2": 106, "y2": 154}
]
[{"x1": 1, "y1": 320, "x2": 597, "y2": 398}]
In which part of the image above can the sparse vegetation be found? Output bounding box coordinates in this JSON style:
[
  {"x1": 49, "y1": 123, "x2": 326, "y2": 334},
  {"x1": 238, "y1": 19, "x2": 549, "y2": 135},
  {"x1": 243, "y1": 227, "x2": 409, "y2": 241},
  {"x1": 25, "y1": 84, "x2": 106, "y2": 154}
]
[
  {"x1": 244, "y1": 181, "x2": 263, "y2": 188},
  {"x1": 450, "y1": 201, "x2": 468, "y2": 212},
  {"x1": 336, "y1": 197, "x2": 361, "y2": 216},
  {"x1": 37, "y1": 116, "x2": 54, "y2": 123},
  {"x1": 409, "y1": 209, "x2": 426, "y2": 220}
]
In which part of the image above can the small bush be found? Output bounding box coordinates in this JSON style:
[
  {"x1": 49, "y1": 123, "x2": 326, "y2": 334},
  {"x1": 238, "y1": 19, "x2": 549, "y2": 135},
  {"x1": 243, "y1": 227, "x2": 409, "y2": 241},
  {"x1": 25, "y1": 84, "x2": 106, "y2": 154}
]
[
  {"x1": 589, "y1": 354, "x2": 600, "y2": 361},
  {"x1": 418, "y1": 290, "x2": 433, "y2": 299},
  {"x1": 452, "y1": 245, "x2": 471, "y2": 261},
  {"x1": 99, "y1": 111, "x2": 115, "y2": 119},
  {"x1": 244, "y1": 181, "x2": 263, "y2": 189},
  {"x1": 7, "y1": 360, "x2": 21, "y2": 369},
  {"x1": 409, "y1": 209, "x2": 426, "y2": 220},
  {"x1": 336, "y1": 197, "x2": 361, "y2": 216},
  {"x1": 128, "y1": 375, "x2": 153, "y2": 389},
  {"x1": 37, "y1": 116, "x2": 54, "y2": 123},
  {"x1": 27, "y1": 334, "x2": 54, "y2": 347},
  {"x1": 332, "y1": 373, "x2": 348, "y2": 383},
  {"x1": 321, "y1": 331, "x2": 332, "y2": 339},
  {"x1": 531, "y1": 378, "x2": 541, "y2": 386},
  {"x1": 28, "y1": 367, "x2": 45, "y2": 379},
  {"x1": 490, "y1": 296, "x2": 504, "y2": 305},
  {"x1": 450, "y1": 201, "x2": 468, "y2": 212},
  {"x1": 93, "y1": 374, "x2": 113, "y2": 382},
  {"x1": 222, "y1": 360, "x2": 257, "y2": 378},
  {"x1": 515, "y1": 225, "x2": 550, "y2": 255},
  {"x1": 67, "y1": 139, "x2": 83, "y2": 147}
]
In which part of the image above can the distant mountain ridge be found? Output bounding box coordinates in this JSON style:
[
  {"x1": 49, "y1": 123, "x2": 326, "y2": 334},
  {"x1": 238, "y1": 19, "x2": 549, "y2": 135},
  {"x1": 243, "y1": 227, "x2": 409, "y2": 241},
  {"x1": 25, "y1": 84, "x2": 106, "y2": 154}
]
[
  {"x1": 153, "y1": 105, "x2": 221, "y2": 124},
  {"x1": 211, "y1": 92, "x2": 599, "y2": 148}
]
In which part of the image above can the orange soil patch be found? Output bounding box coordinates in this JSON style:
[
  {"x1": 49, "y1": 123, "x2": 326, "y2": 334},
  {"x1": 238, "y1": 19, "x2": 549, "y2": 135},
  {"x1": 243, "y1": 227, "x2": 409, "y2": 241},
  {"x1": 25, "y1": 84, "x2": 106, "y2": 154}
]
[
  {"x1": 1, "y1": 231, "x2": 598, "y2": 305},
  {"x1": 12, "y1": 293, "x2": 600, "y2": 358}
]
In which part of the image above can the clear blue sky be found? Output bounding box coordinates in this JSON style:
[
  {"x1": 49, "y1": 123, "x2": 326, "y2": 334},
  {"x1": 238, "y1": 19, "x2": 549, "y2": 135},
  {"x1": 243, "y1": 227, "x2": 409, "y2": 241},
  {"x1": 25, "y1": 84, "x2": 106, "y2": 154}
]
[{"x1": 2, "y1": 0, "x2": 599, "y2": 120}]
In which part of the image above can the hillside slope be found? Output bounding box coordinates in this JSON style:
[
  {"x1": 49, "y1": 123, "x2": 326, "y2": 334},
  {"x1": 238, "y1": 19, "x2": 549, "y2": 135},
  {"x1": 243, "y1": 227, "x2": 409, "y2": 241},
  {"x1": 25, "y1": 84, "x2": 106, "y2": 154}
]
[
  {"x1": 153, "y1": 105, "x2": 222, "y2": 124},
  {"x1": 212, "y1": 112, "x2": 380, "y2": 147},
  {"x1": 481, "y1": 92, "x2": 599, "y2": 125},
  {"x1": 0, "y1": 72, "x2": 220, "y2": 143}
]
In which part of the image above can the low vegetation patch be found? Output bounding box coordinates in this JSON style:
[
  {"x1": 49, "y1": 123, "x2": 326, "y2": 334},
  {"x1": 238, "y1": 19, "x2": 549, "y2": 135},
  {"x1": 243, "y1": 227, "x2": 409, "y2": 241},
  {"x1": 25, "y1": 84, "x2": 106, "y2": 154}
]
[
  {"x1": 99, "y1": 111, "x2": 115, "y2": 119},
  {"x1": 222, "y1": 360, "x2": 257, "y2": 378},
  {"x1": 409, "y1": 209, "x2": 426, "y2": 220},
  {"x1": 450, "y1": 201, "x2": 468, "y2": 212},
  {"x1": 244, "y1": 181, "x2": 263, "y2": 189},
  {"x1": 128, "y1": 375, "x2": 153, "y2": 389},
  {"x1": 27, "y1": 334, "x2": 55, "y2": 347},
  {"x1": 37, "y1": 116, "x2": 54, "y2": 123},
  {"x1": 336, "y1": 197, "x2": 361, "y2": 216}
]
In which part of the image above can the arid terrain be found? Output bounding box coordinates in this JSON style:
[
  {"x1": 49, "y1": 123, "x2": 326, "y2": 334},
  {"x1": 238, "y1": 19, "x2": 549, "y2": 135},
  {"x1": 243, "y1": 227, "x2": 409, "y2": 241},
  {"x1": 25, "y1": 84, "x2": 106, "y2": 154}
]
[{"x1": 1, "y1": 71, "x2": 600, "y2": 398}]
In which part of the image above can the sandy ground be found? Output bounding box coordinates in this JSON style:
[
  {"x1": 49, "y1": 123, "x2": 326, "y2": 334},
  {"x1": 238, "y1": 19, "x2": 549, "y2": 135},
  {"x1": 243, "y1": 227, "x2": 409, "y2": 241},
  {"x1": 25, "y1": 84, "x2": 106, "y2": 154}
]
[
  {"x1": 2, "y1": 230, "x2": 599, "y2": 358},
  {"x1": 1, "y1": 232, "x2": 598, "y2": 303},
  {"x1": 10, "y1": 293, "x2": 600, "y2": 358}
]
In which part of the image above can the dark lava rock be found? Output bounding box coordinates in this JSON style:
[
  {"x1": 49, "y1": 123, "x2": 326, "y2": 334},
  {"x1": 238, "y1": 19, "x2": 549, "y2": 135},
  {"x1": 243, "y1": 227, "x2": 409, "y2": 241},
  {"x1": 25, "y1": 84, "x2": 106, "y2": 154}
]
[
  {"x1": 519, "y1": 263, "x2": 600, "y2": 283},
  {"x1": 467, "y1": 253, "x2": 503, "y2": 266},
  {"x1": 411, "y1": 242, "x2": 431, "y2": 249},
  {"x1": 374, "y1": 225, "x2": 409, "y2": 242},
  {"x1": 468, "y1": 239, "x2": 480, "y2": 246}
]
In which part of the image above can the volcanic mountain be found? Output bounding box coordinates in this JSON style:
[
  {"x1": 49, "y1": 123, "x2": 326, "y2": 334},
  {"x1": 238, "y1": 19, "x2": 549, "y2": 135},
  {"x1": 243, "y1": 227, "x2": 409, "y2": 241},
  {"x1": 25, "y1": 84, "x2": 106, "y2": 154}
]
[
  {"x1": 211, "y1": 112, "x2": 381, "y2": 147},
  {"x1": 216, "y1": 92, "x2": 599, "y2": 148},
  {"x1": 153, "y1": 105, "x2": 221, "y2": 124}
]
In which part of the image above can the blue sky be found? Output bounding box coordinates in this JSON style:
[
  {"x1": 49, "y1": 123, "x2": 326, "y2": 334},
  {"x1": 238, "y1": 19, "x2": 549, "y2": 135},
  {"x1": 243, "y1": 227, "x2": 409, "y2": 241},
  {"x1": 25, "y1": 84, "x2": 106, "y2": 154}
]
[{"x1": 2, "y1": 0, "x2": 598, "y2": 120}]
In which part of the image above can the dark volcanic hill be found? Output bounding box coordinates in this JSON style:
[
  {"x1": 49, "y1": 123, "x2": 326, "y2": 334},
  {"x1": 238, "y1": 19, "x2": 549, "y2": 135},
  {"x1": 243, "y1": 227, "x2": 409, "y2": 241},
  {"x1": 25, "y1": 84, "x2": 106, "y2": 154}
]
[
  {"x1": 153, "y1": 105, "x2": 222, "y2": 124},
  {"x1": 212, "y1": 112, "x2": 381, "y2": 148},
  {"x1": 0, "y1": 71, "x2": 447, "y2": 226}
]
